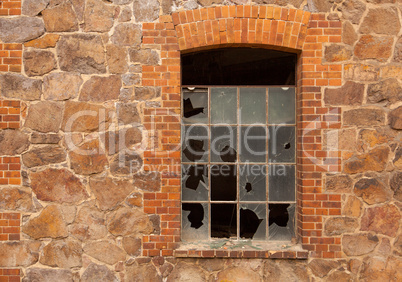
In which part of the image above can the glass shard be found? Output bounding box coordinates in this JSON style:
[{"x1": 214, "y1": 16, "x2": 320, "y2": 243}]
[
  {"x1": 211, "y1": 87, "x2": 237, "y2": 124},
  {"x1": 240, "y1": 88, "x2": 266, "y2": 124},
  {"x1": 211, "y1": 126, "x2": 237, "y2": 163},
  {"x1": 182, "y1": 165, "x2": 208, "y2": 201},
  {"x1": 268, "y1": 87, "x2": 295, "y2": 124},
  {"x1": 268, "y1": 126, "x2": 295, "y2": 163},
  {"x1": 182, "y1": 125, "x2": 208, "y2": 162},
  {"x1": 269, "y1": 165, "x2": 295, "y2": 202},
  {"x1": 240, "y1": 125, "x2": 267, "y2": 162},
  {"x1": 239, "y1": 164, "x2": 266, "y2": 201},
  {"x1": 211, "y1": 165, "x2": 237, "y2": 201},
  {"x1": 182, "y1": 88, "x2": 208, "y2": 124},
  {"x1": 211, "y1": 204, "x2": 237, "y2": 238},
  {"x1": 268, "y1": 204, "x2": 295, "y2": 241},
  {"x1": 182, "y1": 203, "x2": 208, "y2": 241},
  {"x1": 240, "y1": 204, "x2": 266, "y2": 240}
]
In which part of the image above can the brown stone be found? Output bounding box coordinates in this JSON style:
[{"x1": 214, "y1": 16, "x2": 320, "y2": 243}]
[
  {"x1": 394, "y1": 37, "x2": 402, "y2": 63},
  {"x1": 353, "y1": 178, "x2": 392, "y2": 205},
  {"x1": 0, "y1": 241, "x2": 40, "y2": 267},
  {"x1": 381, "y1": 64, "x2": 402, "y2": 80},
  {"x1": 360, "y1": 7, "x2": 400, "y2": 35},
  {"x1": 43, "y1": 72, "x2": 83, "y2": 101},
  {"x1": 129, "y1": 48, "x2": 160, "y2": 65},
  {"x1": 30, "y1": 168, "x2": 88, "y2": 204},
  {"x1": 23, "y1": 205, "x2": 68, "y2": 239},
  {"x1": 0, "y1": 129, "x2": 29, "y2": 156},
  {"x1": 166, "y1": 262, "x2": 206, "y2": 282},
  {"x1": 254, "y1": 0, "x2": 304, "y2": 7},
  {"x1": 40, "y1": 239, "x2": 82, "y2": 268},
  {"x1": 122, "y1": 236, "x2": 141, "y2": 256},
  {"x1": 354, "y1": 35, "x2": 394, "y2": 62},
  {"x1": 24, "y1": 34, "x2": 60, "y2": 49},
  {"x1": 84, "y1": 241, "x2": 126, "y2": 265},
  {"x1": 102, "y1": 127, "x2": 143, "y2": 155},
  {"x1": 385, "y1": 257, "x2": 402, "y2": 281},
  {"x1": 366, "y1": 0, "x2": 396, "y2": 2},
  {"x1": 324, "y1": 217, "x2": 358, "y2": 236},
  {"x1": 394, "y1": 147, "x2": 402, "y2": 169},
  {"x1": 107, "y1": 207, "x2": 153, "y2": 236},
  {"x1": 84, "y1": 0, "x2": 115, "y2": 32},
  {"x1": 324, "y1": 44, "x2": 352, "y2": 62},
  {"x1": 69, "y1": 205, "x2": 108, "y2": 241},
  {"x1": 23, "y1": 268, "x2": 73, "y2": 282},
  {"x1": 394, "y1": 235, "x2": 402, "y2": 256},
  {"x1": 71, "y1": 0, "x2": 85, "y2": 22},
  {"x1": 133, "y1": 171, "x2": 161, "y2": 192},
  {"x1": 344, "y1": 146, "x2": 389, "y2": 174},
  {"x1": 348, "y1": 259, "x2": 362, "y2": 275},
  {"x1": 135, "y1": 87, "x2": 161, "y2": 100},
  {"x1": 133, "y1": 0, "x2": 159, "y2": 22},
  {"x1": 358, "y1": 128, "x2": 390, "y2": 152},
  {"x1": 119, "y1": 6, "x2": 132, "y2": 22},
  {"x1": 0, "y1": 73, "x2": 42, "y2": 100},
  {"x1": 343, "y1": 21, "x2": 357, "y2": 46},
  {"x1": 307, "y1": 0, "x2": 333, "y2": 12},
  {"x1": 110, "y1": 153, "x2": 143, "y2": 176},
  {"x1": 326, "y1": 271, "x2": 353, "y2": 282},
  {"x1": 62, "y1": 101, "x2": 109, "y2": 132},
  {"x1": 113, "y1": 0, "x2": 133, "y2": 4},
  {"x1": 343, "y1": 108, "x2": 385, "y2": 127},
  {"x1": 126, "y1": 264, "x2": 162, "y2": 282},
  {"x1": 338, "y1": 0, "x2": 366, "y2": 24},
  {"x1": 122, "y1": 73, "x2": 141, "y2": 86},
  {"x1": 42, "y1": 2, "x2": 78, "y2": 32},
  {"x1": 23, "y1": 50, "x2": 56, "y2": 77},
  {"x1": 0, "y1": 17, "x2": 45, "y2": 43},
  {"x1": 107, "y1": 44, "x2": 128, "y2": 74},
  {"x1": 81, "y1": 263, "x2": 119, "y2": 282},
  {"x1": 324, "y1": 81, "x2": 364, "y2": 106},
  {"x1": 390, "y1": 172, "x2": 402, "y2": 201},
  {"x1": 389, "y1": 106, "x2": 402, "y2": 130},
  {"x1": 126, "y1": 192, "x2": 143, "y2": 207},
  {"x1": 344, "y1": 64, "x2": 379, "y2": 82},
  {"x1": 22, "y1": 0, "x2": 49, "y2": 16},
  {"x1": 120, "y1": 88, "x2": 135, "y2": 102},
  {"x1": 57, "y1": 34, "x2": 106, "y2": 74},
  {"x1": 343, "y1": 196, "x2": 362, "y2": 217},
  {"x1": 22, "y1": 145, "x2": 66, "y2": 168},
  {"x1": 308, "y1": 259, "x2": 340, "y2": 278},
  {"x1": 360, "y1": 256, "x2": 389, "y2": 281},
  {"x1": 69, "y1": 139, "x2": 108, "y2": 175},
  {"x1": 325, "y1": 174, "x2": 352, "y2": 193},
  {"x1": 377, "y1": 238, "x2": 392, "y2": 257},
  {"x1": 25, "y1": 101, "x2": 63, "y2": 133},
  {"x1": 31, "y1": 133, "x2": 61, "y2": 144},
  {"x1": 264, "y1": 260, "x2": 309, "y2": 282},
  {"x1": 89, "y1": 177, "x2": 136, "y2": 210},
  {"x1": 0, "y1": 187, "x2": 34, "y2": 212},
  {"x1": 361, "y1": 204, "x2": 401, "y2": 237},
  {"x1": 197, "y1": 0, "x2": 223, "y2": 6},
  {"x1": 79, "y1": 75, "x2": 122, "y2": 102},
  {"x1": 342, "y1": 234, "x2": 379, "y2": 256},
  {"x1": 117, "y1": 103, "x2": 141, "y2": 124},
  {"x1": 111, "y1": 23, "x2": 142, "y2": 46},
  {"x1": 367, "y1": 78, "x2": 402, "y2": 105}
]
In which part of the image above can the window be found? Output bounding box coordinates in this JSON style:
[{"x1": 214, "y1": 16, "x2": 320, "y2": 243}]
[{"x1": 181, "y1": 48, "x2": 297, "y2": 242}]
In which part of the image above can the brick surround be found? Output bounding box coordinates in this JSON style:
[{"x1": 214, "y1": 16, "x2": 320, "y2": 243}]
[{"x1": 0, "y1": 0, "x2": 21, "y2": 16}]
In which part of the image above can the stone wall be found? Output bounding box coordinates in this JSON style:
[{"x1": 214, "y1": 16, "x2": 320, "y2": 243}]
[{"x1": 0, "y1": 0, "x2": 401, "y2": 281}]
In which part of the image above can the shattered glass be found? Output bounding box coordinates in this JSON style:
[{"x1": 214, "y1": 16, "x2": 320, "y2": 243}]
[
  {"x1": 182, "y1": 165, "x2": 208, "y2": 201},
  {"x1": 182, "y1": 125, "x2": 208, "y2": 163},
  {"x1": 269, "y1": 165, "x2": 295, "y2": 202},
  {"x1": 211, "y1": 88, "x2": 237, "y2": 124},
  {"x1": 240, "y1": 203, "x2": 266, "y2": 240},
  {"x1": 239, "y1": 164, "x2": 266, "y2": 201},
  {"x1": 182, "y1": 203, "x2": 208, "y2": 241},
  {"x1": 239, "y1": 125, "x2": 267, "y2": 162},
  {"x1": 268, "y1": 126, "x2": 295, "y2": 163},
  {"x1": 182, "y1": 88, "x2": 208, "y2": 124},
  {"x1": 268, "y1": 204, "x2": 295, "y2": 241},
  {"x1": 211, "y1": 126, "x2": 237, "y2": 163},
  {"x1": 240, "y1": 88, "x2": 266, "y2": 124},
  {"x1": 268, "y1": 87, "x2": 295, "y2": 124}
]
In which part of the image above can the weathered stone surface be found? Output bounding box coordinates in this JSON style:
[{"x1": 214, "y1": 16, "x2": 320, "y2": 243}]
[
  {"x1": 43, "y1": 72, "x2": 83, "y2": 101},
  {"x1": 344, "y1": 146, "x2": 389, "y2": 174},
  {"x1": 343, "y1": 21, "x2": 357, "y2": 45},
  {"x1": 394, "y1": 37, "x2": 402, "y2": 63},
  {"x1": 113, "y1": 0, "x2": 133, "y2": 4},
  {"x1": 62, "y1": 101, "x2": 109, "y2": 132},
  {"x1": 31, "y1": 133, "x2": 61, "y2": 144},
  {"x1": 326, "y1": 271, "x2": 353, "y2": 282},
  {"x1": 354, "y1": 35, "x2": 394, "y2": 62},
  {"x1": 394, "y1": 147, "x2": 402, "y2": 169},
  {"x1": 0, "y1": 73, "x2": 42, "y2": 100},
  {"x1": 135, "y1": 87, "x2": 161, "y2": 100},
  {"x1": 69, "y1": 205, "x2": 108, "y2": 241},
  {"x1": 110, "y1": 153, "x2": 143, "y2": 176},
  {"x1": 80, "y1": 75, "x2": 121, "y2": 102},
  {"x1": 360, "y1": 256, "x2": 389, "y2": 281},
  {"x1": 126, "y1": 192, "x2": 142, "y2": 207},
  {"x1": 42, "y1": 2, "x2": 78, "y2": 32},
  {"x1": 25, "y1": 101, "x2": 63, "y2": 133},
  {"x1": 377, "y1": 237, "x2": 392, "y2": 257},
  {"x1": 71, "y1": 0, "x2": 85, "y2": 22},
  {"x1": 361, "y1": 204, "x2": 401, "y2": 237},
  {"x1": 129, "y1": 48, "x2": 159, "y2": 65},
  {"x1": 22, "y1": 145, "x2": 66, "y2": 167},
  {"x1": 23, "y1": 205, "x2": 68, "y2": 239},
  {"x1": 30, "y1": 168, "x2": 88, "y2": 204},
  {"x1": 122, "y1": 73, "x2": 141, "y2": 86},
  {"x1": 367, "y1": 78, "x2": 402, "y2": 105},
  {"x1": 390, "y1": 172, "x2": 402, "y2": 201},
  {"x1": 342, "y1": 234, "x2": 379, "y2": 256},
  {"x1": 0, "y1": 130, "x2": 29, "y2": 156},
  {"x1": 338, "y1": 0, "x2": 366, "y2": 24},
  {"x1": 394, "y1": 235, "x2": 402, "y2": 256},
  {"x1": 81, "y1": 263, "x2": 119, "y2": 282},
  {"x1": 57, "y1": 34, "x2": 106, "y2": 74},
  {"x1": 307, "y1": 0, "x2": 333, "y2": 12},
  {"x1": 343, "y1": 196, "x2": 362, "y2": 217},
  {"x1": 119, "y1": 6, "x2": 132, "y2": 22},
  {"x1": 89, "y1": 177, "x2": 135, "y2": 210},
  {"x1": 126, "y1": 264, "x2": 162, "y2": 282},
  {"x1": 344, "y1": 64, "x2": 379, "y2": 81},
  {"x1": 308, "y1": 259, "x2": 340, "y2": 278},
  {"x1": 381, "y1": 64, "x2": 402, "y2": 80},
  {"x1": 389, "y1": 106, "x2": 402, "y2": 130},
  {"x1": 0, "y1": 17, "x2": 45, "y2": 43},
  {"x1": 22, "y1": 0, "x2": 49, "y2": 16},
  {"x1": 40, "y1": 239, "x2": 82, "y2": 268},
  {"x1": 254, "y1": 0, "x2": 303, "y2": 7},
  {"x1": 197, "y1": 0, "x2": 223, "y2": 6},
  {"x1": 122, "y1": 236, "x2": 141, "y2": 256},
  {"x1": 117, "y1": 103, "x2": 141, "y2": 124},
  {"x1": 23, "y1": 268, "x2": 73, "y2": 282},
  {"x1": 166, "y1": 262, "x2": 206, "y2": 282},
  {"x1": 354, "y1": 178, "x2": 392, "y2": 205},
  {"x1": 84, "y1": 241, "x2": 126, "y2": 265},
  {"x1": 107, "y1": 207, "x2": 153, "y2": 236},
  {"x1": 366, "y1": 0, "x2": 396, "y2": 2},
  {"x1": 0, "y1": 187, "x2": 34, "y2": 212},
  {"x1": 120, "y1": 88, "x2": 135, "y2": 102},
  {"x1": 133, "y1": 172, "x2": 161, "y2": 192},
  {"x1": 324, "y1": 217, "x2": 358, "y2": 236},
  {"x1": 107, "y1": 44, "x2": 128, "y2": 74},
  {"x1": 0, "y1": 241, "x2": 40, "y2": 267},
  {"x1": 24, "y1": 34, "x2": 60, "y2": 48},
  {"x1": 23, "y1": 50, "x2": 56, "y2": 77},
  {"x1": 324, "y1": 44, "x2": 352, "y2": 62},
  {"x1": 325, "y1": 174, "x2": 353, "y2": 193},
  {"x1": 111, "y1": 23, "x2": 142, "y2": 46},
  {"x1": 69, "y1": 139, "x2": 108, "y2": 175},
  {"x1": 264, "y1": 260, "x2": 309, "y2": 282},
  {"x1": 102, "y1": 128, "x2": 143, "y2": 155},
  {"x1": 385, "y1": 256, "x2": 402, "y2": 282},
  {"x1": 324, "y1": 81, "x2": 364, "y2": 106},
  {"x1": 84, "y1": 0, "x2": 115, "y2": 32},
  {"x1": 358, "y1": 128, "x2": 391, "y2": 152},
  {"x1": 360, "y1": 7, "x2": 400, "y2": 35},
  {"x1": 343, "y1": 108, "x2": 385, "y2": 126},
  {"x1": 133, "y1": 0, "x2": 159, "y2": 22}
]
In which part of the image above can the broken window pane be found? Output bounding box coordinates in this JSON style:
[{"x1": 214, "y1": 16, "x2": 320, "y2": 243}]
[
  {"x1": 269, "y1": 165, "x2": 295, "y2": 202},
  {"x1": 268, "y1": 126, "x2": 295, "y2": 163},
  {"x1": 268, "y1": 87, "x2": 296, "y2": 124},
  {"x1": 211, "y1": 126, "x2": 237, "y2": 163},
  {"x1": 240, "y1": 204, "x2": 266, "y2": 240},
  {"x1": 211, "y1": 87, "x2": 237, "y2": 124},
  {"x1": 211, "y1": 165, "x2": 237, "y2": 201},
  {"x1": 182, "y1": 125, "x2": 208, "y2": 162},
  {"x1": 268, "y1": 204, "x2": 295, "y2": 241},
  {"x1": 240, "y1": 88, "x2": 266, "y2": 124},
  {"x1": 182, "y1": 165, "x2": 208, "y2": 201},
  {"x1": 211, "y1": 204, "x2": 237, "y2": 238},
  {"x1": 240, "y1": 126, "x2": 267, "y2": 162},
  {"x1": 239, "y1": 164, "x2": 266, "y2": 201},
  {"x1": 182, "y1": 88, "x2": 208, "y2": 124},
  {"x1": 182, "y1": 203, "x2": 208, "y2": 241}
]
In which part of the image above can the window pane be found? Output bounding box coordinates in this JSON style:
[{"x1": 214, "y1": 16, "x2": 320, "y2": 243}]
[
  {"x1": 182, "y1": 203, "x2": 209, "y2": 241},
  {"x1": 240, "y1": 125, "x2": 267, "y2": 162},
  {"x1": 268, "y1": 87, "x2": 295, "y2": 124},
  {"x1": 182, "y1": 125, "x2": 208, "y2": 163},
  {"x1": 211, "y1": 87, "x2": 237, "y2": 124},
  {"x1": 268, "y1": 165, "x2": 295, "y2": 202},
  {"x1": 240, "y1": 203, "x2": 266, "y2": 240},
  {"x1": 182, "y1": 88, "x2": 208, "y2": 124},
  {"x1": 240, "y1": 88, "x2": 266, "y2": 124},
  {"x1": 211, "y1": 204, "x2": 237, "y2": 238},
  {"x1": 182, "y1": 165, "x2": 208, "y2": 201},
  {"x1": 268, "y1": 126, "x2": 295, "y2": 163},
  {"x1": 211, "y1": 165, "x2": 236, "y2": 201},
  {"x1": 239, "y1": 164, "x2": 266, "y2": 201},
  {"x1": 268, "y1": 204, "x2": 295, "y2": 241},
  {"x1": 211, "y1": 126, "x2": 237, "y2": 163}
]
